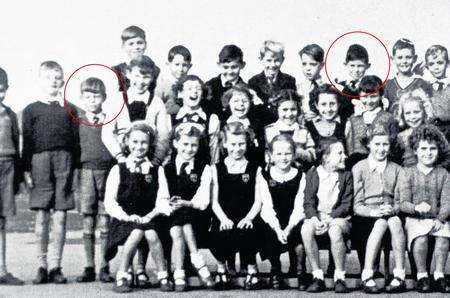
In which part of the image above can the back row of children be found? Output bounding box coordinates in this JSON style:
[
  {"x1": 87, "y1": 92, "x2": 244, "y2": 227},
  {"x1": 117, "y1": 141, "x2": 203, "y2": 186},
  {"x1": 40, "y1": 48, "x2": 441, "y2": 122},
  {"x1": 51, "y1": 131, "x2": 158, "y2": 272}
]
[{"x1": 0, "y1": 24, "x2": 448, "y2": 293}]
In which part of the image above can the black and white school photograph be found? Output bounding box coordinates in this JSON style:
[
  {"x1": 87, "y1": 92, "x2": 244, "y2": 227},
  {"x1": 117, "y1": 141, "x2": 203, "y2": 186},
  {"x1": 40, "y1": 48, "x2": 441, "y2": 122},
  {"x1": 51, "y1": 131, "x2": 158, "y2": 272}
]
[{"x1": 0, "y1": 0, "x2": 449, "y2": 296}]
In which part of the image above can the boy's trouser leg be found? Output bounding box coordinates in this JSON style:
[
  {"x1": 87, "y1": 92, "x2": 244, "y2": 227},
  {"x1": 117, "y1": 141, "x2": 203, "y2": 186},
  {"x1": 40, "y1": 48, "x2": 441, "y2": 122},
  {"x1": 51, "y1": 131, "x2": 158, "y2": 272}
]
[
  {"x1": 83, "y1": 215, "x2": 96, "y2": 268},
  {"x1": 0, "y1": 217, "x2": 7, "y2": 275},
  {"x1": 98, "y1": 215, "x2": 110, "y2": 269}
]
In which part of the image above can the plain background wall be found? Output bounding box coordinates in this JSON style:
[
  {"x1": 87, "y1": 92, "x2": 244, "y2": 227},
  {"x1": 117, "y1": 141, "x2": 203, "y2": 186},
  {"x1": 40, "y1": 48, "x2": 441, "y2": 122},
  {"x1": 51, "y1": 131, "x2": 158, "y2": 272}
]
[{"x1": 1, "y1": 0, "x2": 449, "y2": 113}]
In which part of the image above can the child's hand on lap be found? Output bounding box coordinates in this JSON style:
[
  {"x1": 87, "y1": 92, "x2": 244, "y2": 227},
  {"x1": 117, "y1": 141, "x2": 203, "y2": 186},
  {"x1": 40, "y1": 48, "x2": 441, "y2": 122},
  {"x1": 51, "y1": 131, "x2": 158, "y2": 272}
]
[
  {"x1": 24, "y1": 172, "x2": 34, "y2": 189},
  {"x1": 415, "y1": 202, "x2": 431, "y2": 214},
  {"x1": 432, "y1": 219, "x2": 445, "y2": 233},
  {"x1": 380, "y1": 204, "x2": 394, "y2": 216},
  {"x1": 275, "y1": 228, "x2": 287, "y2": 244},
  {"x1": 237, "y1": 217, "x2": 253, "y2": 229},
  {"x1": 220, "y1": 217, "x2": 234, "y2": 231},
  {"x1": 369, "y1": 209, "x2": 384, "y2": 218},
  {"x1": 128, "y1": 214, "x2": 143, "y2": 223}
]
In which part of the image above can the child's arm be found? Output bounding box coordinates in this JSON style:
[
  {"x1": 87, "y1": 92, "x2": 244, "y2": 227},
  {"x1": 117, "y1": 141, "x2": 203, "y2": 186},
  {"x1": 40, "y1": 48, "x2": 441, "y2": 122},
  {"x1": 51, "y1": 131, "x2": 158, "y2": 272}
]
[
  {"x1": 154, "y1": 166, "x2": 173, "y2": 217},
  {"x1": 101, "y1": 108, "x2": 131, "y2": 161},
  {"x1": 295, "y1": 129, "x2": 316, "y2": 163},
  {"x1": 330, "y1": 171, "x2": 353, "y2": 218},
  {"x1": 285, "y1": 173, "x2": 306, "y2": 234},
  {"x1": 208, "y1": 114, "x2": 221, "y2": 164},
  {"x1": 398, "y1": 168, "x2": 416, "y2": 215},
  {"x1": 21, "y1": 107, "x2": 34, "y2": 175},
  {"x1": 437, "y1": 171, "x2": 450, "y2": 223},
  {"x1": 344, "y1": 119, "x2": 354, "y2": 157},
  {"x1": 147, "y1": 97, "x2": 171, "y2": 166},
  {"x1": 238, "y1": 167, "x2": 263, "y2": 229},
  {"x1": 211, "y1": 165, "x2": 234, "y2": 229},
  {"x1": 189, "y1": 165, "x2": 212, "y2": 210},
  {"x1": 104, "y1": 165, "x2": 132, "y2": 221},
  {"x1": 257, "y1": 170, "x2": 281, "y2": 231}
]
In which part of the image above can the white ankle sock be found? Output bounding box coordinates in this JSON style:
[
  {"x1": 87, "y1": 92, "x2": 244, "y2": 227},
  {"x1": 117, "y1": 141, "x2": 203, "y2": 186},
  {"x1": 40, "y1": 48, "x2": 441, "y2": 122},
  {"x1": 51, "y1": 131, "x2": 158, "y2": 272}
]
[{"x1": 312, "y1": 269, "x2": 324, "y2": 280}]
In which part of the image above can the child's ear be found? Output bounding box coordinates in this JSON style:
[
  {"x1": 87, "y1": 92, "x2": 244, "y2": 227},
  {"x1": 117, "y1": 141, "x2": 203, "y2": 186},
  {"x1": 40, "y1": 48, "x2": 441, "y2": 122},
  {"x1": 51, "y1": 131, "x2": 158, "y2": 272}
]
[
  {"x1": 319, "y1": 62, "x2": 325, "y2": 69},
  {"x1": 173, "y1": 139, "x2": 179, "y2": 150},
  {"x1": 240, "y1": 61, "x2": 246, "y2": 69},
  {"x1": 413, "y1": 55, "x2": 418, "y2": 64},
  {"x1": 366, "y1": 63, "x2": 371, "y2": 69}
]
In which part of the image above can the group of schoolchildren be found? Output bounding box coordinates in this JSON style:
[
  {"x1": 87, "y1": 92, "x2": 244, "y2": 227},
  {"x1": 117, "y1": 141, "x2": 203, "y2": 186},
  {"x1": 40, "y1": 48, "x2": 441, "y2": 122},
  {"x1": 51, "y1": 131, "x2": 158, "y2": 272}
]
[{"x1": 0, "y1": 25, "x2": 449, "y2": 294}]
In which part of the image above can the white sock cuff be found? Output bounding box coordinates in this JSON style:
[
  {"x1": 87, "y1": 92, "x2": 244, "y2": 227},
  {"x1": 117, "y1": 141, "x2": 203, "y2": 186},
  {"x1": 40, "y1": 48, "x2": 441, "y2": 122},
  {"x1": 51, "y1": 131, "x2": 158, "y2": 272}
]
[
  {"x1": 393, "y1": 268, "x2": 406, "y2": 280},
  {"x1": 173, "y1": 269, "x2": 186, "y2": 279},
  {"x1": 334, "y1": 270, "x2": 346, "y2": 281},
  {"x1": 157, "y1": 271, "x2": 168, "y2": 280},
  {"x1": 361, "y1": 269, "x2": 374, "y2": 281},
  {"x1": 247, "y1": 266, "x2": 258, "y2": 275},
  {"x1": 116, "y1": 270, "x2": 129, "y2": 280},
  {"x1": 312, "y1": 269, "x2": 324, "y2": 280},
  {"x1": 434, "y1": 271, "x2": 444, "y2": 280},
  {"x1": 190, "y1": 252, "x2": 205, "y2": 269},
  {"x1": 417, "y1": 272, "x2": 428, "y2": 280}
]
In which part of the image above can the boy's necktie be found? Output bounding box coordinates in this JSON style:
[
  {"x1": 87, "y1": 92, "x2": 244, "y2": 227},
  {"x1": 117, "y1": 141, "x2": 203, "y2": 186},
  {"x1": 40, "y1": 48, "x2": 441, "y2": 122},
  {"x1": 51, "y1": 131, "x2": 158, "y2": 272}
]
[
  {"x1": 433, "y1": 80, "x2": 444, "y2": 92},
  {"x1": 279, "y1": 130, "x2": 295, "y2": 137},
  {"x1": 93, "y1": 116, "x2": 100, "y2": 124},
  {"x1": 180, "y1": 162, "x2": 189, "y2": 175},
  {"x1": 48, "y1": 100, "x2": 59, "y2": 106},
  {"x1": 350, "y1": 80, "x2": 358, "y2": 90}
]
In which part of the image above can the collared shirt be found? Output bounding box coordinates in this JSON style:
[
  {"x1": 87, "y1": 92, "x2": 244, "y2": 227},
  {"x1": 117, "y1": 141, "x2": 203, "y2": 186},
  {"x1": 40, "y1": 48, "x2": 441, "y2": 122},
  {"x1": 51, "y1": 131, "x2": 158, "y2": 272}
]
[
  {"x1": 125, "y1": 156, "x2": 152, "y2": 174},
  {"x1": 362, "y1": 107, "x2": 382, "y2": 124},
  {"x1": 175, "y1": 155, "x2": 194, "y2": 175},
  {"x1": 422, "y1": 70, "x2": 450, "y2": 91},
  {"x1": 316, "y1": 165, "x2": 340, "y2": 215},
  {"x1": 85, "y1": 111, "x2": 106, "y2": 124},
  {"x1": 220, "y1": 75, "x2": 240, "y2": 88},
  {"x1": 127, "y1": 90, "x2": 151, "y2": 105},
  {"x1": 263, "y1": 71, "x2": 279, "y2": 85},
  {"x1": 297, "y1": 76, "x2": 325, "y2": 115},
  {"x1": 175, "y1": 107, "x2": 208, "y2": 122},
  {"x1": 37, "y1": 91, "x2": 64, "y2": 106},
  {"x1": 224, "y1": 156, "x2": 248, "y2": 174},
  {"x1": 368, "y1": 154, "x2": 387, "y2": 174},
  {"x1": 258, "y1": 167, "x2": 305, "y2": 230}
]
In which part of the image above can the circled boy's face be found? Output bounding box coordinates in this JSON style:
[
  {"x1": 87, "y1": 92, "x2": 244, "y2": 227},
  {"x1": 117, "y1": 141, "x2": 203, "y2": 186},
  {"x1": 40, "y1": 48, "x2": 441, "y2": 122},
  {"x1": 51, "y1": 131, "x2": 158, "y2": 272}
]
[
  {"x1": 345, "y1": 59, "x2": 370, "y2": 81},
  {"x1": 81, "y1": 91, "x2": 105, "y2": 113}
]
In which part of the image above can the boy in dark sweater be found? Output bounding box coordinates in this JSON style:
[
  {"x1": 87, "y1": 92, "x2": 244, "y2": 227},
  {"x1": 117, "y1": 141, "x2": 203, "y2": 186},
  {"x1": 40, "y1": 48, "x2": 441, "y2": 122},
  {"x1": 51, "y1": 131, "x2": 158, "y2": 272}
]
[
  {"x1": 204, "y1": 45, "x2": 247, "y2": 122},
  {"x1": 249, "y1": 40, "x2": 297, "y2": 127},
  {"x1": 75, "y1": 78, "x2": 114, "y2": 283},
  {"x1": 0, "y1": 67, "x2": 24, "y2": 285},
  {"x1": 22, "y1": 61, "x2": 79, "y2": 285}
]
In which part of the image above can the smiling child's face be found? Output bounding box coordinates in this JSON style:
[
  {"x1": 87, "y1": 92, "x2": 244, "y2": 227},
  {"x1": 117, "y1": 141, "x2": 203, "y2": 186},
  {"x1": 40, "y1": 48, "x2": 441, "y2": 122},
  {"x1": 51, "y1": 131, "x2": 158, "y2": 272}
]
[
  {"x1": 174, "y1": 135, "x2": 199, "y2": 161},
  {"x1": 261, "y1": 51, "x2": 284, "y2": 79},
  {"x1": 270, "y1": 140, "x2": 294, "y2": 172},
  {"x1": 277, "y1": 100, "x2": 298, "y2": 125},
  {"x1": 122, "y1": 37, "x2": 146, "y2": 60},
  {"x1": 316, "y1": 93, "x2": 338, "y2": 121},
  {"x1": 393, "y1": 48, "x2": 417, "y2": 75},
  {"x1": 168, "y1": 54, "x2": 192, "y2": 80},
  {"x1": 224, "y1": 133, "x2": 247, "y2": 160},
  {"x1": 218, "y1": 60, "x2": 244, "y2": 83},
  {"x1": 416, "y1": 140, "x2": 438, "y2": 167},
  {"x1": 180, "y1": 79, "x2": 202, "y2": 109},
  {"x1": 127, "y1": 67, "x2": 153, "y2": 93},
  {"x1": 403, "y1": 100, "x2": 424, "y2": 128},
  {"x1": 360, "y1": 92, "x2": 381, "y2": 111},
  {"x1": 368, "y1": 135, "x2": 390, "y2": 162},
  {"x1": 229, "y1": 91, "x2": 250, "y2": 118},
  {"x1": 128, "y1": 130, "x2": 150, "y2": 159}
]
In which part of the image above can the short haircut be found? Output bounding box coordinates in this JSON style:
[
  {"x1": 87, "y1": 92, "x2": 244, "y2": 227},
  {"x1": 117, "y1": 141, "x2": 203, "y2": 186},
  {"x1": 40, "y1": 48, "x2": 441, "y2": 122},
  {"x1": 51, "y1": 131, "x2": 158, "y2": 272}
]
[
  {"x1": 298, "y1": 44, "x2": 324, "y2": 63},
  {"x1": 425, "y1": 45, "x2": 449, "y2": 63},
  {"x1": 317, "y1": 139, "x2": 343, "y2": 165},
  {"x1": 221, "y1": 83, "x2": 253, "y2": 111},
  {"x1": 168, "y1": 45, "x2": 192, "y2": 63},
  {"x1": 359, "y1": 75, "x2": 384, "y2": 96},
  {"x1": 0, "y1": 67, "x2": 8, "y2": 88},
  {"x1": 40, "y1": 61, "x2": 63, "y2": 74},
  {"x1": 345, "y1": 44, "x2": 369, "y2": 64},
  {"x1": 269, "y1": 89, "x2": 301, "y2": 110},
  {"x1": 121, "y1": 25, "x2": 146, "y2": 42},
  {"x1": 392, "y1": 38, "x2": 415, "y2": 56},
  {"x1": 310, "y1": 83, "x2": 340, "y2": 109},
  {"x1": 408, "y1": 124, "x2": 449, "y2": 163},
  {"x1": 260, "y1": 40, "x2": 285, "y2": 59},
  {"x1": 174, "y1": 74, "x2": 205, "y2": 94},
  {"x1": 80, "y1": 77, "x2": 106, "y2": 97},
  {"x1": 366, "y1": 121, "x2": 393, "y2": 144},
  {"x1": 268, "y1": 133, "x2": 296, "y2": 154},
  {"x1": 173, "y1": 123, "x2": 204, "y2": 141},
  {"x1": 222, "y1": 121, "x2": 253, "y2": 144},
  {"x1": 218, "y1": 45, "x2": 244, "y2": 64},
  {"x1": 127, "y1": 57, "x2": 158, "y2": 77}
]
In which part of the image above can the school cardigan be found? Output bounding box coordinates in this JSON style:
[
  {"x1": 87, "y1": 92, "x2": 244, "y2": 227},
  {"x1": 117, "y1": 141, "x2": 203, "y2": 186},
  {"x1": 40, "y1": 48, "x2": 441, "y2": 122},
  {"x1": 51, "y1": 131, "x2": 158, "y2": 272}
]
[
  {"x1": 0, "y1": 104, "x2": 22, "y2": 193},
  {"x1": 398, "y1": 166, "x2": 450, "y2": 222},
  {"x1": 22, "y1": 101, "x2": 80, "y2": 171},
  {"x1": 352, "y1": 158, "x2": 402, "y2": 217},
  {"x1": 303, "y1": 166, "x2": 353, "y2": 219}
]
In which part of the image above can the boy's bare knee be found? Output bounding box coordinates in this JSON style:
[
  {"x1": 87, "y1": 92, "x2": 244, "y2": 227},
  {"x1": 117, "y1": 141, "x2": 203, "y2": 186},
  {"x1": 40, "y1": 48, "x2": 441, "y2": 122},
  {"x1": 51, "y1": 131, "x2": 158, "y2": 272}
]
[
  {"x1": 301, "y1": 220, "x2": 315, "y2": 237},
  {"x1": 435, "y1": 237, "x2": 450, "y2": 250},
  {"x1": 98, "y1": 215, "x2": 110, "y2": 234},
  {"x1": 413, "y1": 236, "x2": 428, "y2": 248},
  {"x1": 145, "y1": 230, "x2": 160, "y2": 245},
  {"x1": 170, "y1": 226, "x2": 183, "y2": 241},
  {"x1": 328, "y1": 225, "x2": 344, "y2": 242},
  {"x1": 373, "y1": 218, "x2": 388, "y2": 231}
]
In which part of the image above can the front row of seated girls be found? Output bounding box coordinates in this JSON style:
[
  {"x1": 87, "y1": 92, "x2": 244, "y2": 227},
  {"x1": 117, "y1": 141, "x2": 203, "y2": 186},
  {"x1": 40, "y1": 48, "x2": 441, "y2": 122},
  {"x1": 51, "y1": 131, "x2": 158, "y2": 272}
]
[{"x1": 102, "y1": 112, "x2": 450, "y2": 293}]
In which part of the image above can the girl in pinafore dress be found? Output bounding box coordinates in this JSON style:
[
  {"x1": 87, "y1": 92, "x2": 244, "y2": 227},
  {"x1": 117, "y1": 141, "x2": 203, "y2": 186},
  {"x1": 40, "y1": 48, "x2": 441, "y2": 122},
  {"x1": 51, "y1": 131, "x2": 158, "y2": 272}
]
[
  {"x1": 104, "y1": 122, "x2": 172, "y2": 293},
  {"x1": 258, "y1": 134, "x2": 308, "y2": 290},
  {"x1": 398, "y1": 124, "x2": 450, "y2": 293},
  {"x1": 210, "y1": 122, "x2": 263, "y2": 290}
]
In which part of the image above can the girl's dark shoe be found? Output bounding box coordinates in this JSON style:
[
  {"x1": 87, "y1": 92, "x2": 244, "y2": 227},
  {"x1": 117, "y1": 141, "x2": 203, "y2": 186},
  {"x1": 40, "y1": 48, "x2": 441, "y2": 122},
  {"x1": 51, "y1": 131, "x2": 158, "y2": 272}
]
[
  {"x1": 48, "y1": 267, "x2": 67, "y2": 284},
  {"x1": 362, "y1": 278, "x2": 380, "y2": 294},
  {"x1": 113, "y1": 277, "x2": 132, "y2": 293},
  {"x1": 269, "y1": 273, "x2": 287, "y2": 290},
  {"x1": 159, "y1": 277, "x2": 174, "y2": 292},
  {"x1": 134, "y1": 271, "x2": 151, "y2": 288},
  {"x1": 174, "y1": 277, "x2": 187, "y2": 292},
  {"x1": 99, "y1": 266, "x2": 114, "y2": 283},
  {"x1": 32, "y1": 267, "x2": 48, "y2": 285},
  {"x1": 297, "y1": 271, "x2": 312, "y2": 291},
  {"x1": 334, "y1": 279, "x2": 349, "y2": 293},
  {"x1": 76, "y1": 267, "x2": 96, "y2": 283},
  {"x1": 0, "y1": 273, "x2": 24, "y2": 285},
  {"x1": 433, "y1": 277, "x2": 450, "y2": 293},
  {"x1": 244, "y1": 273, "x2": 261, "y2": 290},
  {"x1": 385, "y1": 277, "x2": 406, "y2": 293},
  {"x1": 416, "y1": 277, "x2": 431, "y2": 293},
  {"x1": 306, "y1": 278, "x2": 326, "y2": 292}
]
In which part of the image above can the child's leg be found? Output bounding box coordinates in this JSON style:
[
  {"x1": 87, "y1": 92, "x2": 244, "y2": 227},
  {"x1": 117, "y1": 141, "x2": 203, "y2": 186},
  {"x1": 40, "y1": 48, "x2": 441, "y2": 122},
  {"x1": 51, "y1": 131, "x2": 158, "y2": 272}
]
[
  {"x1": 433, "y1": 237, "x2": 449, "y2": 280},
  {"x1": 412, "y1": 236, "x2": 428, "y2": 275},
  {"x1": 35, "y1": 210, "x2": 50, "y2": 269},
  {"x1": 144, "y1": 230, "x2": 166, "y2": 273},
  {"x1": 135, "y1": 242, "x2": 149, "y2": 273},
  {"x1": 328, "y1": 225, "x2": 346, "y2": 278},
  {"x1": 361, "y1": 219, "x2": 387, "y2": 283},
  {"x1": 48, "y1": 210, "x2": 67, "y2": 270},
  {"x1": 387, "y1": 217, "x2": 406, "y2": 279},
  {"x1": 118, "y1": 230, "x2": 144, "y2": 273},
  {"x1": 182, "y1": 224, "x2": 213, "y2": 284},
  {"x1": 82, "y1": 215, "x2": 96, "y2": 268},
  {"x1": 0, "y1": 217, "x2": 6, "y2": 275},
  {"x1": 170, "y1": 226, "x2": 185, "y2": 270},
  {"x1": 98, "y1": 215, "x2": 110, "y2": 269},
  {"x1": 301, "y1": 220, "x2": 321, "y2": 272}
]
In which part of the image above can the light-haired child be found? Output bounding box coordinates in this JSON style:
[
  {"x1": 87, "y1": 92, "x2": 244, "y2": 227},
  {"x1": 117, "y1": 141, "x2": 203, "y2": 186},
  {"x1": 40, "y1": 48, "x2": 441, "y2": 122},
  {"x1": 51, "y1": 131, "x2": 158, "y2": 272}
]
[
  {"x1": 220, "y1": 83, "x2": 265, "y2": 166},
  {"x1": 422, "y1": 45, "x2": 450, "y2": 140},
  {"x1": 75, "y1": 78, "x2": 114, "y2": 283},
  {"x1": 297, "y1": 44, "x2": 326, "y2": 122},
  {"x1": 210, "y1": 122, "x2": 263, "y2": 290},
  {"x1": 169, "y1": 75, "x2": 220, "y2": 164},
  {"x1": 352, "y1": 123, "x2": 406, "y2": 293},
  {"x1": 384, "y1": 39, "x2": 433, "y2": 116},
  {"x1": 22, "y1": 61, "x2": 79, "y2": 284},
  {"x1": 113, "y1": 25, "x2": 160, "y2": 91},
  {"x1": 335, "y1": 44, "x2": 372, "y2": 121},
  {"x1": 345, "y1": 75, "x2": 398, "y2": 168},
  {"x1": 249, "y1": 40, "x2": 297, "y2": 127},
  {"x1": 301, "y1": 140, "x2": 352, "y2": 293},
  {"x1": 265, "y1": 89, "x2": 316, "y2": 170},
  {"x1": 258, "y1": 134, "x2": 308, "y2": 290},
  {"x1": 162, "y1": 125, "x2": 215, "y2": 291},
  {"x1": 104, "y1": 121, "x2": 172, "y2": 293},
  {"x1": 0, "y1": 67, "x2": 23, "y2": 285},
  {"x1": 155, "y1": 45, "x2": 193, "y2": 115},
  {"x1": 305, "y1": 84, "x2": 346, "y2": 152},
  {"x1": 399, "y1": 124, "x2": 450, "y2": 293},
  {"x1": 204, "y1": 45, "x2": 247, "y2": 122}
]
